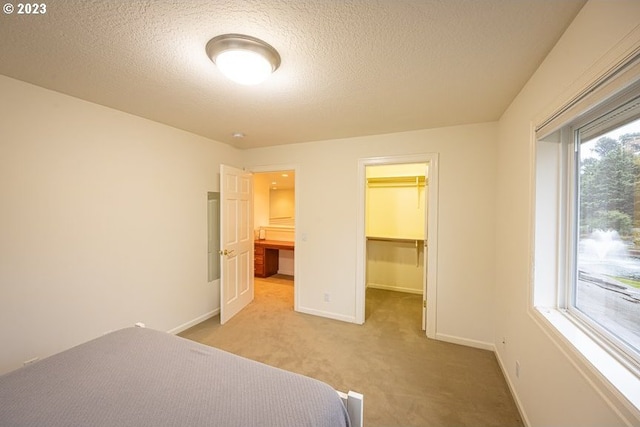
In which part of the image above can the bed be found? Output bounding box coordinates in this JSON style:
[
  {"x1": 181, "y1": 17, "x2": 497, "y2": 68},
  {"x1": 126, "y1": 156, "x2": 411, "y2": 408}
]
[{"x1": 0, "y1": 326, "x2": 363, "y2": 427}]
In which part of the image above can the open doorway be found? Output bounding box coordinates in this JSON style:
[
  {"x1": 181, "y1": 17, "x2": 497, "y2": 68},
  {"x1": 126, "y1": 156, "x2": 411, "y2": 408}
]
[
  {"x1": 365, "y1": 163, "x2": 427, "y2": 329},
  {"x1": 356, "y1": 154, "x2": 439, "y2": 338},
  {"x1": 252, "y1": 167, "x2": 297, "y2": 310}
]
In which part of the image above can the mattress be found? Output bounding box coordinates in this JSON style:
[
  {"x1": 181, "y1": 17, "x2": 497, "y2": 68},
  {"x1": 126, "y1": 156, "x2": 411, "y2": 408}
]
[{"x1": 0, "y1": 327, "x2": 350, "y2": 427}]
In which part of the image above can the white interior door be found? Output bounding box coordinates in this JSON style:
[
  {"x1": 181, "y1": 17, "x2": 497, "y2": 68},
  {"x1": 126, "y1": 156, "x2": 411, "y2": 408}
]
[{"x1": 220, "y1": 164, "x2": 253, "y2": 324}]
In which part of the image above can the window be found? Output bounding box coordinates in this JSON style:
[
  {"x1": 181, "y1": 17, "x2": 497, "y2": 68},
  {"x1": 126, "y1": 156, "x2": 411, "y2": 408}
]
[
  {"x1": 533, "y1": 54, "x2": 640, "y2": 411},
  {"x1": 573, "y1": 102, "x2": 640, "y2": 366}
]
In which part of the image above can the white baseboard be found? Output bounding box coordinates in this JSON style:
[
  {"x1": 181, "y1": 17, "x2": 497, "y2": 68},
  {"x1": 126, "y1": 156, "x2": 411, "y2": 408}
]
[
  {"x1": 167, "y1": 309, "x2": 219, "y2": 335},
  {"x1": 435, "y1": 332, "x2": 494, "y2": 351},
  {"x1": 367, "y1": 282, "x2": 422, "y2": 295},
  {"x1": 494, "y1": 347, "x2": 531, "y2": 427},
  {"x1": 297, "y1": 306, "x2": 356, "y2": 324}
]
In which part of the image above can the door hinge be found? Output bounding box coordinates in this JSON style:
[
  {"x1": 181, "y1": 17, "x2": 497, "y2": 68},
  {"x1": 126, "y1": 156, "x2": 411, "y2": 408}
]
[{"x1": 423, "y1": 300, "x2": 426, "y2": 308}]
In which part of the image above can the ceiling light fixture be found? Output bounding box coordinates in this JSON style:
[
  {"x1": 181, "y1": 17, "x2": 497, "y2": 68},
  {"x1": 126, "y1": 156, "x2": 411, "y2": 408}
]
[{"x1": 206, "y1": 34, "x2": 281, "y2": 85}]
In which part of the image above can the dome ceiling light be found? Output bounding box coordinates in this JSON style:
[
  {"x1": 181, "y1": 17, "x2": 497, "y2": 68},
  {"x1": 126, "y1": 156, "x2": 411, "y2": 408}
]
[{"x1": 206, "y1": 34, "x2": 281, "y2": 86}]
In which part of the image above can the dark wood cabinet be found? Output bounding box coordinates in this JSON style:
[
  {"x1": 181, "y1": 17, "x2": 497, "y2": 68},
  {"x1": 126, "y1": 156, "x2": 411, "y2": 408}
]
[{"x1": 254, "y1": 240, "x2": 294, "y2": 278}]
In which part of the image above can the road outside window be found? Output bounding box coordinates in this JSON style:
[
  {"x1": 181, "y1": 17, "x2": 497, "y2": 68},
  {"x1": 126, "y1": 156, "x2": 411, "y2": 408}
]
[{"x1": 576, "y1": 114, "x2": 640, "y2": 363}]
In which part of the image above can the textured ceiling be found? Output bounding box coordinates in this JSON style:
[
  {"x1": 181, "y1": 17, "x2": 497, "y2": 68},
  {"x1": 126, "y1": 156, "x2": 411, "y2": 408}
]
[{"x1": 0, "y1": 0, "x2": 586, "y2": 148}]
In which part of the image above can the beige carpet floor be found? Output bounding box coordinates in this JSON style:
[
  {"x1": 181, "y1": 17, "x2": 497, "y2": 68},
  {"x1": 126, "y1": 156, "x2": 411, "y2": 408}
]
[{"x1": 179, "y1": 275, "x2": 523, "y2": 427}]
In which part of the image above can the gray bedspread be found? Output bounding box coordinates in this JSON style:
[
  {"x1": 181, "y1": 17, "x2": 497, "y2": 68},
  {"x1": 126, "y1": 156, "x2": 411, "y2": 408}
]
[{"x1": 0, "y1": 327, "x2": 350, "y2": 427}]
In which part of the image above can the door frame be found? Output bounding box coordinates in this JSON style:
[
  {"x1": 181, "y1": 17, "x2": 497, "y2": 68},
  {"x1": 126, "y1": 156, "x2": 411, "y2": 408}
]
[
  {"x1": 355, "y1": 153, "x2": 439, "y2": 338},
  {"x1": 249, "y1": 163, "x2": 299, "y2": 312}
]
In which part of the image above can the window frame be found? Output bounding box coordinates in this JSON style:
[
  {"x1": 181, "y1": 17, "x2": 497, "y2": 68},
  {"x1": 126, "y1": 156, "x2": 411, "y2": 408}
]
[
  {"x1": 531, "y1": 52, "x2": 640, "y2": 420},
  {"x1": 566, "y1": 107, "x2": 640, "y2": 370}
]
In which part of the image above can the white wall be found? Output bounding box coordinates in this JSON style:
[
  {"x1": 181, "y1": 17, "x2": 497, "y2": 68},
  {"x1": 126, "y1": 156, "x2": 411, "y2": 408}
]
[
  {"x1": 0, "y1": 75, "x2": 241, "y2": 375},
  {"x1": 366, "y1": 239, "x2": 424, "y2": 294},
  {"x1": 253, "y1": 173, "x2": 271, "y2": 229},
  {"x1": 495, "y1": 1, "x2": 640, "y2": 425},
  {"x1": 243, "y1": 122, "x2": 498, "y2": 345}
]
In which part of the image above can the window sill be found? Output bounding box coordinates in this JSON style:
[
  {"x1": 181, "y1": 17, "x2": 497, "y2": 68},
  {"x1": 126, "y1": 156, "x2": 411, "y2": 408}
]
[{"x1": 534, "y1": 307, "x2": 640, "y2": 421}]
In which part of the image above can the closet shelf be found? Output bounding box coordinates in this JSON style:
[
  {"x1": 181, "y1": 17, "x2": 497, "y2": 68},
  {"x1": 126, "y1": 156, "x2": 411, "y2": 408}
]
[
  {"x1": 366, "y1": 236, "x2": 424, "y2": 243},
  {"x1": 367, "y1": 236, "x2": 425, "y2": 266},
  {"x1": 366, "y1": 176, "x2": 427, "y2": 188}
]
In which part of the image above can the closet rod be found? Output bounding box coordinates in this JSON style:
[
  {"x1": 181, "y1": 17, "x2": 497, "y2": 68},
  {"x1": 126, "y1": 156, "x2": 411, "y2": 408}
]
[
  {"x1": 366, "y1": 176, "x2": 427, "y2": 187},
  {"x1": 366, "y1": 236, "x2": 423, "y2": 243},
  {"x1": 366, "y1": 236, "x2": 424, "y2": 266}
]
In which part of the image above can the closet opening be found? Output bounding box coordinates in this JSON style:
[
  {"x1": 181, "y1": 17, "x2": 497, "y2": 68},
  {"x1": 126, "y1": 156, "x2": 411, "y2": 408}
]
[
  {"x1": 356, "y1": 154, "x2": 439, "y2": 338},
  {"x1": 366, "y1": 163, "x2": 427, "y2": 331},
  {"x1": 252, "y1": 168, "x2": 297, "y2": 310}
]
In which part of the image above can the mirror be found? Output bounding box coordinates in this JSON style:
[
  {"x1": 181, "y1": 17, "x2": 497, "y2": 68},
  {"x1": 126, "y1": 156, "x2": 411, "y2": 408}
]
[
  {"x1": 269, "y1": 187, "x2": 295, "y2": 226},
  {"x1": 207, "y1": 192, "x2": 220, "y2": 282},
  {"x1": 254, "y1": 171, "x2": 295, "y2": 227}
]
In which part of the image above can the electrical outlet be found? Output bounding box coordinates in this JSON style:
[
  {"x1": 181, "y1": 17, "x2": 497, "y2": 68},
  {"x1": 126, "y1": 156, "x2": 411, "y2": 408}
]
[
  {"x1": 323, "y1": 292, "x2": 330, "y2": 302},
  {"x1": 515, "y1": 360, "x2": 521, "y2": 378}
]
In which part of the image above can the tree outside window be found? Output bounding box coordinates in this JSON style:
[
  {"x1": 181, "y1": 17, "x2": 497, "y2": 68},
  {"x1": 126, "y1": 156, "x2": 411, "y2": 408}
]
[{"x1": 577, "y1": 119, "x2": 640, "y2": 360}]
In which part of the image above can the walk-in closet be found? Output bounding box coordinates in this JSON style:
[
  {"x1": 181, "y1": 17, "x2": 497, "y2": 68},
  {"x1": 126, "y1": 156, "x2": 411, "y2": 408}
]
[{"x1": 365, "y1": 163, "x2": 428, "y2": 327}]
